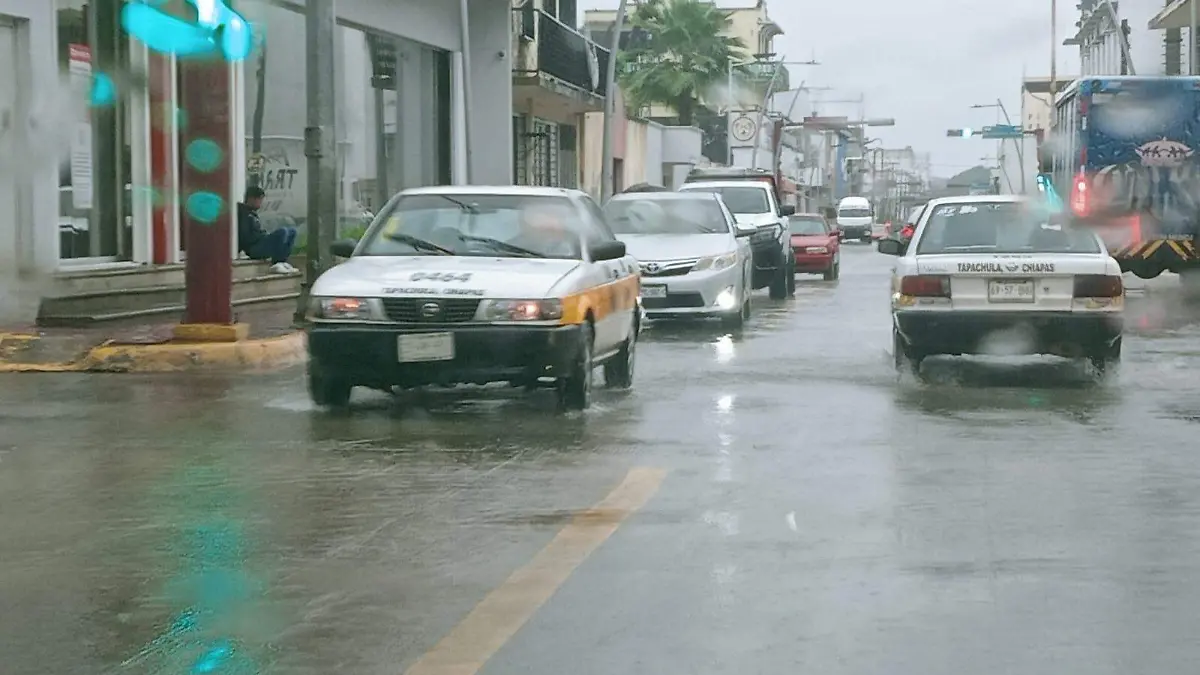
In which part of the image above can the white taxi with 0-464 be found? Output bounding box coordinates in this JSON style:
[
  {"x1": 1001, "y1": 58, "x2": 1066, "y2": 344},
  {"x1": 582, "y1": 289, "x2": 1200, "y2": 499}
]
[
  {"x1": 877, "y1": 195, "x2": 1124, "y2": 375},
  {"x1": 304, "y1": 186, "x2": 641, "y2": 411}
]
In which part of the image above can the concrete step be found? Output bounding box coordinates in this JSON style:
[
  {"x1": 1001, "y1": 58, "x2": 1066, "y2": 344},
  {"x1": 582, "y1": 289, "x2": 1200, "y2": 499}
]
[
  {"x1": 52, "y1": 259, "x2": 277, "y2": 295},
  {"x1": 37, "y1": 272, "x2": 301, "y2": 327}
]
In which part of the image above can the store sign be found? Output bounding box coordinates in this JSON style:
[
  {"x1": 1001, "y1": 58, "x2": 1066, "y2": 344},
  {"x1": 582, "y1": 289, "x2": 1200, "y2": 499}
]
[{"x1": 67, "y1": 44, "x2": 94, "y2": 210}]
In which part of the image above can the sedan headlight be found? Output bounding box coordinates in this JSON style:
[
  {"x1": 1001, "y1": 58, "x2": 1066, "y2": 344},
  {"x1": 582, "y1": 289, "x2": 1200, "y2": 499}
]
[
  {"x1": 805, "y1": 246, "x2": 829, "y2": 254},
  {"x1": 308, "y1": 296, "x2": 386, "y2": 321},
  {"x1": 479, "y1": 299, "x2": 564, "y2": 322},
  {"x1": 692, "y1": 252, "x2": 739, "y2": 271}
]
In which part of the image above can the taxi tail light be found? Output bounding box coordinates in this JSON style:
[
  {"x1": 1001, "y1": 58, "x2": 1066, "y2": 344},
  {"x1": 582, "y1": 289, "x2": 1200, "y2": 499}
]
[
  {"x1": 899, "y1": 275, "x2": 950, "y2": 297},
  {"x1": 1073, "y1": 274, "x2": 1122, "y2": 298}
]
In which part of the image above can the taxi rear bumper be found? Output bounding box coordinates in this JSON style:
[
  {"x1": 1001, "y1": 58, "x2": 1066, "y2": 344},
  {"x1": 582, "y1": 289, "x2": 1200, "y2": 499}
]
[
  {"x1": 895, "y1": 310, "x2": 1122, "y2": 357},
  {"x1": 307, "y1": 322, "x2": 582, "y2": 388}
]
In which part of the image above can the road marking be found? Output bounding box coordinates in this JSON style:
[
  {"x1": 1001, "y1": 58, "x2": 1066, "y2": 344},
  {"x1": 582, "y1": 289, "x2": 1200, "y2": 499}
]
[{"x1": 403, "y1": 466, "x2": 668, "y2": 675}]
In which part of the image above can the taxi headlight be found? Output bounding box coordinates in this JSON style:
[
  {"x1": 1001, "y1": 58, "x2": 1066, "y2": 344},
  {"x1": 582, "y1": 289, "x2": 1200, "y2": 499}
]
[
  {"x1": 480, "y1": 299, "x2": 564, "y2": 322},
  {"x1": 692, "y1": 252, "x2": 739, "y2": 272},
  {"x1": 309, "y1": 296, "x2": 385, "y2": 321}
]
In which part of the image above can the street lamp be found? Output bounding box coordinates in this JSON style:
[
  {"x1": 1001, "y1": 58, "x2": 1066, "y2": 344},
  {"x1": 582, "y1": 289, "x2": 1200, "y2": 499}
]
[{"x1": 970, "y1": 99, "x2": 1025, "y2": 193}]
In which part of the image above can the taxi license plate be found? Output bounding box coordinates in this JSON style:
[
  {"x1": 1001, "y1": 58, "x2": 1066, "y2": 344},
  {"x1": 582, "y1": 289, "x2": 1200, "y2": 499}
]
[
  {"x1": 641, "y1": 285, "x2": 667, "y2": 299},
  {"x1": 988, "y1": 279, "x2": 1034, "y2": 303},
  {"x1": 397, "y1": 332, "x2": 454, "y2": 362}
]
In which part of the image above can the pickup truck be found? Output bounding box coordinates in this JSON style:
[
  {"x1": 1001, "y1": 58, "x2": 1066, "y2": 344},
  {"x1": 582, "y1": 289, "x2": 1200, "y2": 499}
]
[{"x1": 678, "y1": 168, "x2": 796, "y2": 299}]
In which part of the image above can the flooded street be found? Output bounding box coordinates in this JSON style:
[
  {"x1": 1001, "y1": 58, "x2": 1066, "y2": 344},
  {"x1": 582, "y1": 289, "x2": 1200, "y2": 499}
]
[{"x1": 6, "y1": 244, "x2": 1200, "y2": 674}]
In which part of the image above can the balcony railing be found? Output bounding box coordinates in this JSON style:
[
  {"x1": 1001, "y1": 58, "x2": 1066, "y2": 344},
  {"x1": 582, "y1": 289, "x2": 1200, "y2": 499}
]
[
  {"x1": 738, "y1": 62, "x2": 790, "y2": 93},
  {"x1": 513, "y1": 7, "x2": 610, "y2": 97}
]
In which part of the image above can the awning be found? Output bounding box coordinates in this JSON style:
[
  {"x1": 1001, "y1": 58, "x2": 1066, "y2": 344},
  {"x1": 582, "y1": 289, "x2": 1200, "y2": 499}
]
[{"x1": 1149, "y1": 0, "x2": 1196, "y2": 30}]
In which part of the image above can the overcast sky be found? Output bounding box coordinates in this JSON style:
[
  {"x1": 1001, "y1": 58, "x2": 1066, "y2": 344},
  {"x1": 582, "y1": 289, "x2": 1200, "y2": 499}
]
[{"x1": 579, "y1": 0, "x2": 1083, "y2": 178}]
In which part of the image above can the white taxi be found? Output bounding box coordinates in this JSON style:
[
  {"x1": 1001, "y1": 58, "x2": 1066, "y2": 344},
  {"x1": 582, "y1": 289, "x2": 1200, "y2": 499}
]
[
  {"x1": 877, "y1": 195, "x2": 1123, "y2": 375},
  {"x1": 305, "y1": 186, "x2": 641, "y2": 410}
]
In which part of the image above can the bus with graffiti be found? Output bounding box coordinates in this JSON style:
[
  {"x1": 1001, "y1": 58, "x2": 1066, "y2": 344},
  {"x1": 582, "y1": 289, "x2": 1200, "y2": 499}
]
[{"x1": 1043, "y1": 76, "x2": 1200, "y2": 282}]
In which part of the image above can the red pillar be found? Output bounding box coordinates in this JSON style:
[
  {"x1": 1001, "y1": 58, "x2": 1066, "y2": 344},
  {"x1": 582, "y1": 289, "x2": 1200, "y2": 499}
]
[
  {"x1": 149, "y1": 52, "x2": 176, "y2": 265},
  {"x1": 178, "y1": 57, "x2": 233, "y2": 326}
]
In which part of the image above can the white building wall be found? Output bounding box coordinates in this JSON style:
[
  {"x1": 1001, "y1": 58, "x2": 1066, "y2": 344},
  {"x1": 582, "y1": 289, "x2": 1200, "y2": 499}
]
[
  {"x1": 642, "y1": 122, "x2": 664, "y2": 187},
  {"x1": 0, "y1": 0, "x2": 60, "y2": 323}
]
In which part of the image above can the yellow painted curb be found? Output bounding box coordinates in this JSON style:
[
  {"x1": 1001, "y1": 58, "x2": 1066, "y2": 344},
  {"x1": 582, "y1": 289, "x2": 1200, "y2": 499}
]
[
  {"x1": 0, "y1": 332, "x2": 307, "y2": 373},
  {"x1": 81, "y1": 332, "x2": 308, "y2": 373}
]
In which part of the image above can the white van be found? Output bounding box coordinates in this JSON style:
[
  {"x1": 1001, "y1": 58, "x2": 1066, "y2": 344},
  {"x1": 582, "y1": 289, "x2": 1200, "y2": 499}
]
[{"x1": 836, "y1": 196, "x2": 873, "y2": 242}]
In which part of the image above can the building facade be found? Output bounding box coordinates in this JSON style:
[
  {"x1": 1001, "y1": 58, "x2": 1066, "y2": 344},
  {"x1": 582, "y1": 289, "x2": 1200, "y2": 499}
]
[
  {"x1": 1070, "y1": 0, "x2": 1199, "y2": 76},
  {"x1": 511, "y1": 0, "x2": 605, "y2": 189},
  {"x1": 0, "y1": 0, "x2": 514, "y2": 325}
]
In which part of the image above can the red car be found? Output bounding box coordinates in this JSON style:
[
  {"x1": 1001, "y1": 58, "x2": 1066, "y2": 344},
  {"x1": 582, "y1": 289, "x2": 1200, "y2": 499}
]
[{"x1": 788, "y1": 213, "x2": 840, "y2": 280}]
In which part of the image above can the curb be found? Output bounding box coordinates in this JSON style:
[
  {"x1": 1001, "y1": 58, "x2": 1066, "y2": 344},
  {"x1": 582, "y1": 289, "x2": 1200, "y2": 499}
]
[{"x1": 0, "y1": 332, "x2": 307, "y2": 373}]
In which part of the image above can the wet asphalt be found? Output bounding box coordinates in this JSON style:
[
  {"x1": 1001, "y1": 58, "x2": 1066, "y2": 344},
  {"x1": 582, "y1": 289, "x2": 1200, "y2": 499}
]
[{"x1": 6, "y1": 244, "x2": 1200, "y2": 674}]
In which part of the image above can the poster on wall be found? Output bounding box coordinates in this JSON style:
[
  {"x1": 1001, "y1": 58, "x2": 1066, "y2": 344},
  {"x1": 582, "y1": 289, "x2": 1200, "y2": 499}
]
[{"x1": 68, "y1": 44, "x2": 93, "y2": 210}]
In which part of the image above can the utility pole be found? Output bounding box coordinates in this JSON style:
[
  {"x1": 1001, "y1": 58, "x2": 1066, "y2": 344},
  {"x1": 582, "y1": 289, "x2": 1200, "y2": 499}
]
[
  {"x1": 458, "y1": 0, "x2": 474, "y2": 181},
  {"x1": 297, "y1": 0, "x2": 339, "y2": 323},
  {"x1": 1050, "y1": 0, "x2": 1057, "y2": 102},
  {"x1": 600, "y1": 0, "x2": 629, "y2": 202}
]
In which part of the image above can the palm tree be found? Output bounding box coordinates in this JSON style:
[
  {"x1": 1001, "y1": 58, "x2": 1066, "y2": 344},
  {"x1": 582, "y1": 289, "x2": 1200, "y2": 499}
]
[{"x1": 616, "y1": 0, "x2": 745, "y2": 126}]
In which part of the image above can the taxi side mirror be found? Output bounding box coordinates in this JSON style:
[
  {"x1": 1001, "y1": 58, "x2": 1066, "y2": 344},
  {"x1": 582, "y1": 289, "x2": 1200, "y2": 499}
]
[
  {"x1": 589, "y1": 240, "x2": 627, "y2": 261},
  {"x1": 330, "y1": 239, "x2": 357, "y2": 258},
  {"x1": 779, "y1": 204, "x2": 796, "y2": 216},
  {"x1": 877, "y1": 237, "x2": 906, "y2": 256}
]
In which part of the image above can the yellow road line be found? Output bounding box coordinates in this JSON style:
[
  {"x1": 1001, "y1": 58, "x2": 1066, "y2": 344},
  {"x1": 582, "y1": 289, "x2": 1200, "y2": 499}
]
[{"x1": 403, "y1": 467, "x2": 668, "y2": 675}]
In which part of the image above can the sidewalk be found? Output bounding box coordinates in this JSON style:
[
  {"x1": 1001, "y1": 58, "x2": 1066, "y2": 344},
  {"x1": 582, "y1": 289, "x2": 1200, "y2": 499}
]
[{"x1": 0, "y1": 303, "x2": 306, "y2": 373}]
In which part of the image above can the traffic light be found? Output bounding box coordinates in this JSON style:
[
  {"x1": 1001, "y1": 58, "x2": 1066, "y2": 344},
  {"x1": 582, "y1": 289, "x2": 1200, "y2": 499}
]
[{"x1": 946, "y1": 128, "x2": 977, "y2": 138}]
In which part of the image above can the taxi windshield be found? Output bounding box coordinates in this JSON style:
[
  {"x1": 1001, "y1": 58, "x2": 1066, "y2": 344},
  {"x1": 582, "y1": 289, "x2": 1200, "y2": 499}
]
[
  {"x1": 915, "y1": 202, "x2": 1102, "y2": 255},
  {"x1": 357, "y1": 193, "x2": 585, "y2": 259}
]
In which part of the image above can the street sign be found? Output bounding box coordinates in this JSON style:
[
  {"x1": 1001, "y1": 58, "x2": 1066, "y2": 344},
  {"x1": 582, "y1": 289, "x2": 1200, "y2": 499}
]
[{"x1": 981, "y1": 124, "x2": 1023, "y2": 139}]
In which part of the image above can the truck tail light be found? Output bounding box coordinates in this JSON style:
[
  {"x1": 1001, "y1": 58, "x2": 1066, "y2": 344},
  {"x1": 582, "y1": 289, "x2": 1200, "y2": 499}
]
[
  {"x1": 1073, "y1": 274, "x2": 1123, "y2": 298},
  {"x1": 899, "y1": 275, "x2": 950, "y2": 297}
]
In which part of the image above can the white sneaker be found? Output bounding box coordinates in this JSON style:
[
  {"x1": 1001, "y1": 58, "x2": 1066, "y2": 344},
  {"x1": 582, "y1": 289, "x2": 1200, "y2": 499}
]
[
  {"x1": 283, "y1": 262, "x2": 299, "y2": 273},
  {"x1": 269, "y1": 262, "x2": 292, "y2": 274}
]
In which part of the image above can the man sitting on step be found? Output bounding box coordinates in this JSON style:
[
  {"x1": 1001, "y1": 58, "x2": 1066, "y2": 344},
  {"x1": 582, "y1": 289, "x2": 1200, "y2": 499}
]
[{"x1": 238, "y1": 186, "x2": 297, "y2": 274}]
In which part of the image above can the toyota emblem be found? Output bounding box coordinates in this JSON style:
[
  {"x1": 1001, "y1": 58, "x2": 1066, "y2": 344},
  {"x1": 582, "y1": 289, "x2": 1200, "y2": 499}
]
[
  {"x1": 645, "y1": 262, "x2": 661, "y2": 273},
  {"x1": 420, "y1": 302, "x2": 441, "y2": 318}
]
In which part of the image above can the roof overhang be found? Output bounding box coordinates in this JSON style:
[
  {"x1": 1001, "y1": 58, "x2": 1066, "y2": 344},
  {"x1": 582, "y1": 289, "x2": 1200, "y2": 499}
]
[
  {"x1": 1021, "y1": 77, "x2": 1071, "y2": 96},
  {"x1": 1149, "y1": 0, "x2": 1196, "y2": 30}
]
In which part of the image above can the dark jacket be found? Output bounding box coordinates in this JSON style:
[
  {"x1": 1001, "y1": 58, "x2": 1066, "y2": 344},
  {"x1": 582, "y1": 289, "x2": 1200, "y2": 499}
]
[{"x1": 237, "y1": 202, "x2": 267, "y2": 252}]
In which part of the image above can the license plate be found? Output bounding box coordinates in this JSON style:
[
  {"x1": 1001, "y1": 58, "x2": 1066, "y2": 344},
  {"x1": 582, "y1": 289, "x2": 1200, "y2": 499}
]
[
  {"x1": 987, "y1": 279, "x2": 1034, "y2": 303},
  {"x1": 641, "y1": 285, "x2": 666, "y2": 299},
  {"x1": 397, "y1": 332, "x2": 454, "y2": 362}
]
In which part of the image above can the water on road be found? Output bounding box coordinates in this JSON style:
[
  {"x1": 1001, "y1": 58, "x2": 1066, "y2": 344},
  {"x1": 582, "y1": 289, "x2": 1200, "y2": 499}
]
[{"x1": 5, "y1": 244, "x2": 1200, "y2": 674}]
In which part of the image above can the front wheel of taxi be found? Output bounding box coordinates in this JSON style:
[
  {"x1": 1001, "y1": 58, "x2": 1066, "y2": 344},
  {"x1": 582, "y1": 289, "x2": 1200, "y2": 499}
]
[
  {"x1": 308, "y1": 359, "x2": 353, "y2": 408},
  {"x1": 604, "y1": 319, "x2": 637, "y2": 390},
  {"x1": 558, "y1": 322, "x2": 594, "y2": 411}
]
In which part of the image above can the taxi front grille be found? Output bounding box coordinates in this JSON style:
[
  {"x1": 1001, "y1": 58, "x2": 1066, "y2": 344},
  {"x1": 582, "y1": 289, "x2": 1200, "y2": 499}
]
[{"x1": 381, "y1": 298, "x2": 482, "y2": 323}]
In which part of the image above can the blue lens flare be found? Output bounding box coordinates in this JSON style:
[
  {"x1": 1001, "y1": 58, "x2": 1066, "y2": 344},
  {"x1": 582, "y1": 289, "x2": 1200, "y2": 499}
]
[{"x1": 121, "y1": 0, "x2": 253, "y2": 61}]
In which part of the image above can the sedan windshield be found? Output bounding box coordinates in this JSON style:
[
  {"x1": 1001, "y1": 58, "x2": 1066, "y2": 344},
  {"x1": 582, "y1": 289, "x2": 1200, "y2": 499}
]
[
  {"x1": 605, "y1": 197, "x2": 730, "y2": 234},
  {"x1": 688, "y1": 186, "x2": 770, "y2": 214},
  {"x1": 356, "y1": 193, "x2": 586, "y2": 259},
  {"x1": 915, "y1": 202, "x2": 1102, "y2": 255},
  {"x1": 789, "y1": 216, "x2": 828, "y2": 235}
]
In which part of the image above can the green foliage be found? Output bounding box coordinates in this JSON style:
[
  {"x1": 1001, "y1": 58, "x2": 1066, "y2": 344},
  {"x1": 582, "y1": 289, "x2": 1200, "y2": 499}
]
[{"x1": 617, "y1": 0, "x2": 745, "y2": 126}]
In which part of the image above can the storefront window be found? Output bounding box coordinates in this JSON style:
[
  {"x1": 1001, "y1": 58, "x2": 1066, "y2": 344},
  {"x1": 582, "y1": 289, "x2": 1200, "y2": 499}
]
[
  {"x1": 240, "y1": 6, "x2": 452, "y2": 240},
  {"x1": 56, "y1": 0, "x2": 133, "y2": 260}
]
